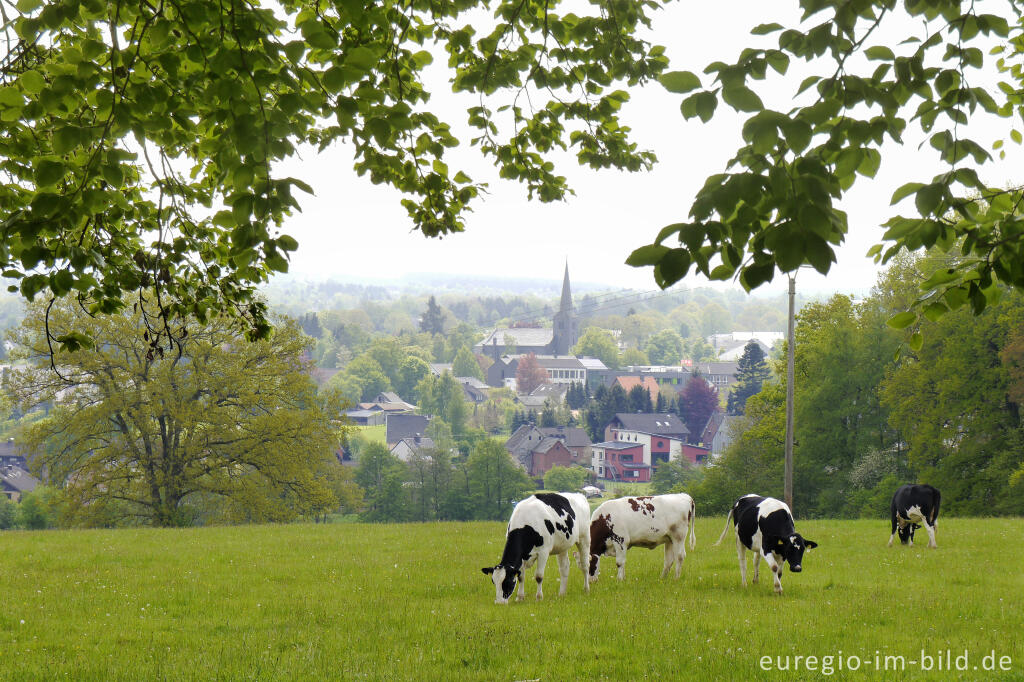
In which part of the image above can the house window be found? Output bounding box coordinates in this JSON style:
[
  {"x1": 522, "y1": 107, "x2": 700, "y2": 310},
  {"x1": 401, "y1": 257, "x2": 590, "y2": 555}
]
[
  {"x1": 657, "y1": 441, "x2": 664, "y2": 448},
  {"x1": 621, "y1": 454, "x2": 633, "y2": 462}
]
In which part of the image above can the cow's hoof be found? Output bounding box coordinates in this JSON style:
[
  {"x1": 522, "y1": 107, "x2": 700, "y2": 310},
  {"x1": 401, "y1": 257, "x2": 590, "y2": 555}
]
[{"x1": 515, "y1": 595, "x2": 524, "y2": 602}]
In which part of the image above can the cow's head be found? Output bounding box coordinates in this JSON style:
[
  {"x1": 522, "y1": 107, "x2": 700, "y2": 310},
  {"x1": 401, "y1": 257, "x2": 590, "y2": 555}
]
[
  {"x1": 767, "y1": 533, "x2": 818, "y2": 572},
  {"x1": 481, "y1": 564, "x2": 518, "y2": 604},
  {"x1": 588, "y1": 513, "x2": 619, "y2": 583},
  {"x1": 897, "y1": 522, "x2": 920, "y2": 545}
]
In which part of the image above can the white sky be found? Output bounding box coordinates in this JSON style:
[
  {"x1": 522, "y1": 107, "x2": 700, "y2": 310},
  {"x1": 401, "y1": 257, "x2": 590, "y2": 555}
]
[{"x1": 275, "y1": 1, "x2": 1021, "y2": 297}]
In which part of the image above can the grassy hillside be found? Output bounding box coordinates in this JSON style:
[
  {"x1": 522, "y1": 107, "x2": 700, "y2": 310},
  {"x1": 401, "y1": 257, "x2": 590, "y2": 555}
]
[{"x1": 0, "y1": 518, "x2": 1021, "y2": 680}]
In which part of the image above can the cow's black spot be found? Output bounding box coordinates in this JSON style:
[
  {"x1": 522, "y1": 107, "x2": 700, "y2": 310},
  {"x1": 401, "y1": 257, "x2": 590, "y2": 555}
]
[
  {"x1": 544, "y1": 519, "x2": 555, "y2": 535},
  {"x1": 534, "y1": 492, "x2": 576, "y2": 536}
]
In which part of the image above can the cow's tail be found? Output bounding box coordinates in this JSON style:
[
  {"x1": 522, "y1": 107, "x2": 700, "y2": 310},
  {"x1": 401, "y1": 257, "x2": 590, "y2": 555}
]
[
  {"x1": 688, "y1": 499, "x2": 697, "y2": 550},
  {"x1": 713, "y1": 507, "x2": 734, "y2": 546},
  {"x1": 930, "y1": 487, "x2": 941, "y2": 524}
]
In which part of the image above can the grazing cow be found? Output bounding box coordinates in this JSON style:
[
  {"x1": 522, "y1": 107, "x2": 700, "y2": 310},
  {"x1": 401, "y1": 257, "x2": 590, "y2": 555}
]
[
  {"x1": 481, "y1": 492, "x2": 591, "y2": 604},
  {"x1": 714, "y1": 494, "x2": 818, "y2": 595},
  {"x1": 889, "y1": 484, "x2": 940, "y2": 548},
  {"x1": 588, "y1": 493, "x2": 696, "y2": 583}
]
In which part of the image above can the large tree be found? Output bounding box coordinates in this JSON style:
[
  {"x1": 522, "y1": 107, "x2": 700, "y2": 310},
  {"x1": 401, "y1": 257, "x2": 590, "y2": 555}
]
[
  {"x1": 677, "y1": 374, "x2": 719, "y2": 439},
  {"x1": 726, "y1": 341, "x2": 771, "y2": 415},
  {"x1": 8, "y1": 298, "x2": 343, "y2": 527},
  {"x1": 631, "y1": 0, "x2": 1024, "y2": 326},
  {"x1": 515, "y1": 352, "x2": 548, "y2": 395},
  {"x1": 0, "y1": 0, "x2": 670, "y2": 353},
  {"x1": 572, "y1": 328, "x2": 620, "y2": 369}
]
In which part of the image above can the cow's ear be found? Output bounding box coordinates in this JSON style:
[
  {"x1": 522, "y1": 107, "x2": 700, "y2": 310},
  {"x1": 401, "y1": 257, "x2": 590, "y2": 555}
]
[
  {"x1": 481, "y1": 567, "x2": 494, "y2": 575},
  {"x1": 773, "y1": 536, "x2": 785, "y2": 549},
  {"x1": 804, "y1": 540, "x2": 818, "y2": 549}
]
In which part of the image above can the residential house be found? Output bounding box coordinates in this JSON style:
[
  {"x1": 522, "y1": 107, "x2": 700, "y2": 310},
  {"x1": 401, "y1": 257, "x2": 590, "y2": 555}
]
[
  {"x1": 692, "y1": 362, "x2": 739, "y2": 392},
  {"x1": 0, "y1": 465, "x2": 39, "y2": 502},
  {"x1": 456, "y1": 377, "x2": 490, "y2": 404},
  {"x1": 592, "y1": 365, "x2": 691, "y2": 390},
  {"x1": 0, "y1": 439, "x2": 27, "y2": 468},
  {"x1": 385, "y1": 414, "x2": 431, "y2": 448},
  {"x1": 506, "y1": 424, "x2": 592, "y2": 470},
  {"x1": 390, "y1": 436, "x2": 436, "y2": 462},
  {"x1": 604, "y1": 413, "x2": 690, "y2": 468},
  {"x1": 341, "y1": 408, "x2": 386, "y2": 427},
  {"x1": 518, "y1": 382, "x2": 570, "y2": 409},
  {"x1": 590, "y1": 441, "x2": 648, "y2": 482},
  {"x1": 428, "y1": 363, "x2": 453, "y2": 377},
  {"x1": 709, "y1": 414, "x2": 738, "y2": 460},
  {"x1": 707, "y1": 331, "x2": 783, "y2": 358},
  {"x1": 613, "y1": 376, "x2": 661, "y2": 403}
]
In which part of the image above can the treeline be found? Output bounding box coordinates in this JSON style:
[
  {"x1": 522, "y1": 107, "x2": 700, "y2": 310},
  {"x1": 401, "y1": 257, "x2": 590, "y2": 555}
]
[
  {"x1": 347, "y1": 429, "x2": 534, "y2": 522},
  {"x1": 683, "y1": 253, "x2": 1024, "y2": 519}
]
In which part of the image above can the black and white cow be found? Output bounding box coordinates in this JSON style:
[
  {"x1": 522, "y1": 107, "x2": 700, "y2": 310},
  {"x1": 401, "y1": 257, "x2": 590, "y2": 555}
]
[
  {"x1": 588, "y1": 493, "x2": 696, "y2": 583},
  {"x1": 714, "y1": 494, "x2": 818, "y2": 595},
  {"x1": 889, "y1": 484, "x2": 940, "y2": 548},
  {"x1": 481, "y1": 492, "x2": 591, "y2": 604}
]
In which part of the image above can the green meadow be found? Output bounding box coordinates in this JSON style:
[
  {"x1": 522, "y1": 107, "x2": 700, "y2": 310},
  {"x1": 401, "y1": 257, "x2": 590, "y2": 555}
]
[{"x1": 0, "y1": 518, "x2": 1021, "y2": 681}]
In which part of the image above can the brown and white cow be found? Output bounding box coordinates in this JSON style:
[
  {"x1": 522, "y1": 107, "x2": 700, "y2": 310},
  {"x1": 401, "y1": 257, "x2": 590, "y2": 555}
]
[
  {"x1": 481, "y1": 492, "x2": 591, "y2": 604},
  {"x1": 588, "y1": 493, "x2": 696, "y2": 583}
]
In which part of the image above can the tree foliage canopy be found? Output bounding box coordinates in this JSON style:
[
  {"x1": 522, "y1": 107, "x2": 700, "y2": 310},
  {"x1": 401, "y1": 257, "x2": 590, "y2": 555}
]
[
  {"x1": 0, "y1": 0, "x2": 671, "y2": 351},
  {"x1": 631, "y1": 0, "x2": 1024, "y2": 327},
  {"x1": 7, "y1": 298, "x2": 345, "y2": 526}
]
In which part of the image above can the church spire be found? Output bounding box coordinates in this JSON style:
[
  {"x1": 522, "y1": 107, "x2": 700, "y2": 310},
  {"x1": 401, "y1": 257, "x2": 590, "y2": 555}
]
[{"x1": 560, "y1": 261, "x2": 572, "y2": 313}]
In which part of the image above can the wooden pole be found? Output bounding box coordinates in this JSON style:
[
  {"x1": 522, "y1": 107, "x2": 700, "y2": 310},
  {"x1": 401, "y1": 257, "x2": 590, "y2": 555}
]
[{"x1": 785, "y1": 273, "x2": 795, "y2": 511}]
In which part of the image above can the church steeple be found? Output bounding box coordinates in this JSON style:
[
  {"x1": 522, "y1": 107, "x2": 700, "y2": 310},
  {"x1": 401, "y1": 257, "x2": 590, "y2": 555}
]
[
  {"x1": 559, "y1": 262, "x2": 573, "y2": 314},
  {"x1": 551, "y1": 262, "x2": 579, "y2": 356}
]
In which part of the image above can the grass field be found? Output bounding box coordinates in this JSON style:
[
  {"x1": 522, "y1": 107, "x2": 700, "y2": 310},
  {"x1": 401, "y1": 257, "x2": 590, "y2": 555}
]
[{"x1": 0, "y1": 517, "x2": 1022, "y2": 681}]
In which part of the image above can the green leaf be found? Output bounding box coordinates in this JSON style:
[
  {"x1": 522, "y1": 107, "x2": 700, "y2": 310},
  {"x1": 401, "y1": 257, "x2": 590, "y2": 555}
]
[
  {"x1": 915, "y1": 183, "x2": 943, "y2": 216},
  {"x1": 659, "y1": 71, "x2": 701, "y2": 94},
  {"x1": 864, "y1": 46, "x2": 895, "y2": 61},
  {"x1": 651, "y1": 249, "x2": 691, "y2": 288},
  {"x1": 0, "y1": 87, "x2": 25, "y2": 108},
  {"x1": 890, "y1": 182, "x2": 924, "y2": 205},
  {"x1": 19, "y1": 70, "x2": 45, "y2": 94},
  {"x1": 35, "y1": 160, "x2": 65, "y2": 187},
  {"x1": 626, "y1": 244, "x2": 670, "y2": 267},
  {"x1": 53, "y1": 126, "x2": 81, "y2": 154},
  {"x1": 909, "y1": 332, "x2": 923, "y2": 351},
  {"x1": 887, "y1": 311, "x2": 917, "y2": 329},
  {"x1": 722, "y1": 86, "x2": 763, "y2": 113},
  {"x1": 277, "y1": 235, "x2": 299, "y2": 251},
  {"x1": 345, "y1": 47, "x2": 378, "y2": 73},
  {"x1": 751, "y1": 23, "x2": 783, "y2": 35}
]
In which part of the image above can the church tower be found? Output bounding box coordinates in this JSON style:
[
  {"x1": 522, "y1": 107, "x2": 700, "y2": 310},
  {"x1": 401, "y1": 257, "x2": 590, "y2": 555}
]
[{"x1": 551, "y1": 263, "x2": 579, "y2": 355}]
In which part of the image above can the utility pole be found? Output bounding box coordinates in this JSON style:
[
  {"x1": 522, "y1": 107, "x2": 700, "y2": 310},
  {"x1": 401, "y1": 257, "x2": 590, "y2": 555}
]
[{"x1": 784, "y1": 273, "x2": 795, "y2": 511}]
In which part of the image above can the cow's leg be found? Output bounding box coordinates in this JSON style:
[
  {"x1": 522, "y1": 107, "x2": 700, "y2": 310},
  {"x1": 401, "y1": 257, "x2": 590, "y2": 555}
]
[
  {"x1": 765, "y1": 551, "x2": 783, "y2": 595},
  {"x1": 924, "y1": 521, "x2": 937, "y2": 549},
  {"x1": 575, "y1": 538, "x2": 590, "y2": 593},
  {"x1": 515, "y1": 564, "x2": 529, "y2": 602},
  {"x1": 736, "y1": 535, "x2": 747, "y2": 587},
  {"x1": 556, "y1": 551, "x2": 571, "y2": 596},
  {"x1": 533, "y1": 550, "x2": 550, "y2": 601},
  {"x1": 888, "y1": 516, "x2": 898, "y2": 547},
  {"x1": 752, "y1": 550, "x2": 761, "y2": 584},
  {"x1": 615, "y1": 541, "x2": 627, "y2": 581},
  {"x1": 674, "y1": 533, "x2": 686, "y2": 579},
  {"x1": 660, "y1": 539, "x2": 675, "y2": 579}
]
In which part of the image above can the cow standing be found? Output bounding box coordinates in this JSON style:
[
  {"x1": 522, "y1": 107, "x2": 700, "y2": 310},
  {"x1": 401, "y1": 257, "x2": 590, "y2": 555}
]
[
  {"x1": 588, "y1": 493, "x2": 696, "y2": 583},
  {"x1": 889, "y1": 484, "x2": 940, "y2": 548},
  {"x1": 481, "y1": 492, "x2": 591, "y2": 604},
  {"x1": 715, "y1": 494, "x2": 818, "y2": 595}
]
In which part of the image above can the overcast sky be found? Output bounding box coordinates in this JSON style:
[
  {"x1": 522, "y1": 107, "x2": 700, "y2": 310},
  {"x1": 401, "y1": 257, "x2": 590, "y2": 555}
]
[{"x1": 274, "y1": 1, "x2": 1020, "y2": 297}]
